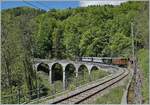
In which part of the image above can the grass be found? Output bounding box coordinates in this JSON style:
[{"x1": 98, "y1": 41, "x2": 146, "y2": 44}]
[
  {"x1": 32, "y1": 69, "x2": 109, "y2": 103},
  {"x1": 127, "y1": 49, "x2": 149, "y2": 104},
  {"x1": 92, "y1": 70, "x2": 129, "y2": 104},
  {"x1": 91, "y1": 69, "x2": 109, "y2": 81},
  {"x1": 1, "y1": 69, "x2": 109, "y2": 104},
  {"x1": 66, "y1": 69, "x2": 109, "y2": 90},
  {"x1": 137, "y1": 49, "x2": 149, "y2": 104},
  {"x1": 94, "y1": 77, "x2": 129, "y2": 104},
  {"x1": 95, "y1": 86, "x2": 124, "y2": 104}
]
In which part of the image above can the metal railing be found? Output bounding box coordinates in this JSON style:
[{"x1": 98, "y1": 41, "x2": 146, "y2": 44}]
[{"x1": 1, "y1": 86, "x2": 45, "y2": 104}]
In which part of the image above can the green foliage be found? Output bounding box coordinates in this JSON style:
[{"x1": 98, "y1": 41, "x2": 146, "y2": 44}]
[
  {"x1": 91, "y1": 69, "x2": 109, "y2": 81},
  {"x1": 106, "y1": 32, "x2": 131, "y2": 57},
  {"x1": 53, "y1": 81, "x2": 63, "y2": 93},
  {"x1": 32, "y1": 15, "x2": 56, "y2": 58},
  {"x1": 95, "y1": 86, "x2": 124, "y2": 104},
  {"x1": 137, "y1": 49, "x2": 149, "y2": 103},
  {"x1": 1, "y1": 1, "x2": 149, "y2": 103},
  {"x1": 1, "y1": 7, "x2": 44, "y2": 103},
  {"x1": 28, "y1": 1, "x2": 148, "y2": 59},
  {"x1": 134, "y1": 2, "x2": 149, "y2": 49}
]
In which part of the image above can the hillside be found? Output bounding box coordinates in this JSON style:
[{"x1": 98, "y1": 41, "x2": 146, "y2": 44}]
[{"x1": 1, "y1": 1, "x2": 149, "y2": 104}]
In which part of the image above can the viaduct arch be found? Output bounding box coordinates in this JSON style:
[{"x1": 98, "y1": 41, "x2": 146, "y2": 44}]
[{"x1": 33, "y1": 59, "x2": 101, "y2": 89}]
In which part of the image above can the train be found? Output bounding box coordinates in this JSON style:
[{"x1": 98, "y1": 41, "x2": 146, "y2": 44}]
[
  {"x1": 111, "y1": 58, "x2": 129, "y2": 67},
  {"x1": 77, "y1": 57, "x2": 129, "y2": 67}
]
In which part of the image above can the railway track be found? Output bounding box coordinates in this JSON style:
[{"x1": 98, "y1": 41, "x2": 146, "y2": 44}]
[{"x1": 50, "y1": 68, "x2": 129, "y2": 104}]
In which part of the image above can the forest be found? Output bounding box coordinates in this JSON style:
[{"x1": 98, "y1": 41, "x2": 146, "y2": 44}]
[{"x1": 1, "y1": 1, "x2": 149, "y2": 103}]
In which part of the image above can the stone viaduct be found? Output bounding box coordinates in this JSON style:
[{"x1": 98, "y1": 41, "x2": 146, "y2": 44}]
[{"x1": 32, "y1": 58, "x2": 114, "y2": 89}]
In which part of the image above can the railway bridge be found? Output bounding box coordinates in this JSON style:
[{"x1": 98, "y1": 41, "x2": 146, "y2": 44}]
[{"x1": 33, "y1": 58, "x2": 114, "y2": 89}]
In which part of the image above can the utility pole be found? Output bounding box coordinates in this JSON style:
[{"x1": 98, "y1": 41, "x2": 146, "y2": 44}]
[
  {"x1": 131, "y1": 22, "x2": 136, "y2": 103},
  {"x1": 131, "y1": 22, "x2": 134, "y2": 66},
  {"x1": 131, "y1": 22, "x2": 142, "y2": 104},
  {"x1": 131, "y1": 22, "x2": 136, "y2": 75}
]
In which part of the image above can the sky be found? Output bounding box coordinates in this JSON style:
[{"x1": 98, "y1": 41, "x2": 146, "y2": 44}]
[{"x1": 1, "y1": 0, "x2": 127, "y2": 11}]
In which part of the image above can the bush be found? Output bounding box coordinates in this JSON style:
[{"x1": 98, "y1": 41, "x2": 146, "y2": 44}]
[{"x1": 137, "y1": 49, "x2": 149, "y2": 103}]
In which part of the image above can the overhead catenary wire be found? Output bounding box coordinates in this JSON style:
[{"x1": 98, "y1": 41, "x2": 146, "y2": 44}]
[
  {"x1": 35, "y1": 1, "x2": 50, "y2": 11},
  {"x1": 22, "y1": 0, "x2": 46, "y2": 11}
]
